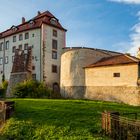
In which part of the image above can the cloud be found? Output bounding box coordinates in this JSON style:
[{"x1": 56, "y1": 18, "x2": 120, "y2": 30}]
[
  {"x1": 127, "y1": 19, "x2": 140, "y2": 55},
  {"x1": 111, "y1": 11, "x2": 140, "y2": 56},
  {"x1": 108, "y1": 0, "x2": 140, "y2": 4},
  {"x1": 127, "y1": 12, "x2": 140, "y2": 55}
]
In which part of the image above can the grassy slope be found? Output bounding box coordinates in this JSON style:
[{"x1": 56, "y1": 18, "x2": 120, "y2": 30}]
[{"x1": 1, "y1": 99, "x2": 140, "y2": 140}]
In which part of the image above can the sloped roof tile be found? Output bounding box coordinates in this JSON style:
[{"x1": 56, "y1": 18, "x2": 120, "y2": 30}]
[
  {"x1": 0, "y1": 11, "x2": 66, "y2": 39},
  {"x1": 85, "y1": 54, "x2": 140, "y2": 68}
]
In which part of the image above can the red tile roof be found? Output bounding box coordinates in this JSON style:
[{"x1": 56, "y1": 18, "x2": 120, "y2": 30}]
[
  {"x1": 0, "y1": 11, "x2": 66, "y2": 39},
  {"x1": 85, "y1": 54, "x2": 140, "y2": 68}
]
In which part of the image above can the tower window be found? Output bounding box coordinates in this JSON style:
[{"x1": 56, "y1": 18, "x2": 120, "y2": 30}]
[
  {"x1": 53, "y1": 30, "x2": 57, "y2": 37},
  {"x1": 52, "y1": 51, "x2": 57, "y2": 59},
  {"x1": 52, "y1": 39, "x2": 57, "y2": 50},
  {"x1": 52, "y1": 65, "x2": 57, "y2": 73}
]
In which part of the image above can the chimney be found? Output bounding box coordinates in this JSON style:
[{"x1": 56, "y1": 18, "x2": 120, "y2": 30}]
[
  {"x1": 22, "y1": 17, "x2": 25, "y2": 24},
  {"x1": 38, "y1": 11, "x2": 41, "y2": 15}
]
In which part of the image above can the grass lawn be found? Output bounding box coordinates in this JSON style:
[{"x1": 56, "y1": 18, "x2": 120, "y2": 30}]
[{"x1": 0, "y1": 99, "x2": 140, "y2": 140}]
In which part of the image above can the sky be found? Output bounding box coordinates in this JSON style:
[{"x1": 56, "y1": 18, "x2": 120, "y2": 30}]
[{"x1": 0, "y1": 0, "x2": 140, "y2": 55}]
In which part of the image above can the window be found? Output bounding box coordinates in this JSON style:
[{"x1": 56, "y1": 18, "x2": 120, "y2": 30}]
[
  {"x1": 0, "y1": 58, "x2": 3, "y2": 65},
  {"x1": 19, "y1": 34, "x2": 23, "y2": 41},
  {"x1": 5, "y1": 56, "x2": 8, "y2": 64},
  {"x1": 12, "y1": 56, "x2": 15, "y2": 62},
  {"x1": 24, "y1": 54, "x2": 28, "y2": 60},
  {"x1": 113, "y1": 73, "x2": 120, "y2": 77},
  {"x1": 25, "y1": 32, "x2": 29, "y2": 39},
  {"x1": 5, "y1": 41, "x2": 9, "y2": 50},
  {"x1": 19, "y1": 45, "x2": 22, "y2": 50},
  {"x1": 52, "y1": 65, "x2": 57, "y2": 73},
  {"x1": 32, "y1": 66, "x2": 35, "y2": 70},
  {"x1": 52, "y1": 51, "x2": 57, "y2": 59},
  {"x1": 29, "y1": 20, "x2": 35, "y2": 26},
  {"x1": 53, "y1": 30, "x2": 57, "y2": 37},
  {"x1": 13, "y1": 36, "x2": 16, "y2": 42},
  {"x1": 12, "y1": 46, "x2": 16, "y2": 53},
  {"x1": 11, "y1": 26, "x2": 18, "y2": 32},
  {"x1": 24, "y1": 43, "x2": 28, "y2": 50},
  {"x1": 0, "y1": 42, "x2": 3, "y2": 51},
  {"x1": 32, "y1": 34, "x2": 35, "y2": 37},
  {"x1": 50, "y1": 18, "x2": 57, "y2": 25},
  {"x1": 52, "y1": 40, "x2": 57, "y2": 50},
  {"x1": 32, "y1": 74, "x2": 36, "y2": 80}
]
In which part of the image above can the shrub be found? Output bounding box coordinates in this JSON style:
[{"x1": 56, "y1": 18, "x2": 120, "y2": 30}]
[
  {"x1": 12, "y1": 80, "x2": 52, "y2": 98},
  {"x1": 0, "y1": 80, "x2": 8, "y2": 98}
]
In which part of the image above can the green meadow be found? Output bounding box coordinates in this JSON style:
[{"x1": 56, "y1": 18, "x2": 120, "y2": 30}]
[{"x1": 0, "y1": 99, "x2": 140, "y2": 140}]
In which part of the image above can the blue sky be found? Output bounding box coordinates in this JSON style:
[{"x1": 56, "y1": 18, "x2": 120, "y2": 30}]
[{"x1": 0, "y1": 0, "x2": 140, "y2": 55}]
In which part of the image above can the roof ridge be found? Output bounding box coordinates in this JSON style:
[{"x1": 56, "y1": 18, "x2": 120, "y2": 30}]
[{"x1": 124, "y1": 54, "x2": 140, "y2": 62}]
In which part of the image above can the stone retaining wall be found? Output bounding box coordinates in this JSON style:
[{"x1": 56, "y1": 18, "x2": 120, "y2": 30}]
[
  {"x1": 61, "y1": 86, "x2": 85, "y2": 99},
  {"x1": 85, "y1": 86, "x2": 140, "y2": 106},
  {"x1": 60, "y1": 86, "x2": 140, "y2": 106}
]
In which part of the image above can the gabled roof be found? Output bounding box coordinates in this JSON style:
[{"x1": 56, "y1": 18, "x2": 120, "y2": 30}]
[
  {"x1": 85, "y1": 54, "x2": 140, "y2": 68},
  {"x1": 0, "y1": 11, "x2": 66, "y2": 39}
]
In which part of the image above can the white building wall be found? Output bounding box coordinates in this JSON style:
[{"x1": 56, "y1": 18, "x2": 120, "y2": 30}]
[
  {"x1": 42, "y1": 24, "x2": 65, "y2": 87},
  {"x1": 0, "y1": 28, "x2": 41, "y2": 82},
  {"x1": 0, "y1": 24, "x2": 66, "y2": 88},
  {"x1": 0, "y1": 38, "x2": 4, "y2": 82}
]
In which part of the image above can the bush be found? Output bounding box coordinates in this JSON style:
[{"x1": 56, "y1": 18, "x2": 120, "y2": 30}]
[
  {"x1": 0, "y1": 80, "x2": 8, "y2": 98},
  {"x1": 12, "y1": 80, "x2": 52, "y2": 98}
]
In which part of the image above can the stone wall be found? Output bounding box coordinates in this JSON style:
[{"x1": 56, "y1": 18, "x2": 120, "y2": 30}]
[
  {"x1": 61, "y1": 86, "x2": 85, "y2": 99},
  {"x1": 61, "y1": 85, "x2": 140, "y2": 105},
  {"x1": 85, "y1": 86, "x2": 140, "y2": 106},
  {"x1": 6, "y1": 72, "x2": 29, "y2": 97}
]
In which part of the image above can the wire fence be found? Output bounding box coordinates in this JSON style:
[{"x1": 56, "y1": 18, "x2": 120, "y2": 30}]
[{"x1": 102, "y1": 111, "x2": 140, "y2": 140}]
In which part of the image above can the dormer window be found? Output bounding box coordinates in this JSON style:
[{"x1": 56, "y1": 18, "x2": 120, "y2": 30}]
[
  {"x1": 11, "y1": 26, "x2": 18, "y2": 32},
  {"x1": 50, "y1": 18, "x2": 57, "y2": 25},
  {"x1": 29, "y1": 20, "x2": 35, "y2": 26}
]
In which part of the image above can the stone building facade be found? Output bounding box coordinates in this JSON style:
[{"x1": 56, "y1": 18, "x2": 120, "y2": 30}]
[
  {"x1": 85, "y1": 55, "x2": 140, "y2": 106},
  {"x1": 60, "y1": 47, "x2": 121, "y2": 97},
  {"x1": 60, "y1": 48, "x2": 140, "y2": 106},
  {"x1": 0, "y1": 11, "x2": 66, "y2": 89}
]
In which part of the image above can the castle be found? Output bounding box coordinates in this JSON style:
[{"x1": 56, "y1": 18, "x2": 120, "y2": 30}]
[
  {"x1": 0, "y1": 11, "x2": 66, "y2": 91},
  {"x1": 0, "y1": 11, "x2": 140, "y2": 105}
]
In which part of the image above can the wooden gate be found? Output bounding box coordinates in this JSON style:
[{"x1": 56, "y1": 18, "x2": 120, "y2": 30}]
[{"x1": 102, "y1": 111, "x2": 140, "y2": 140}]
